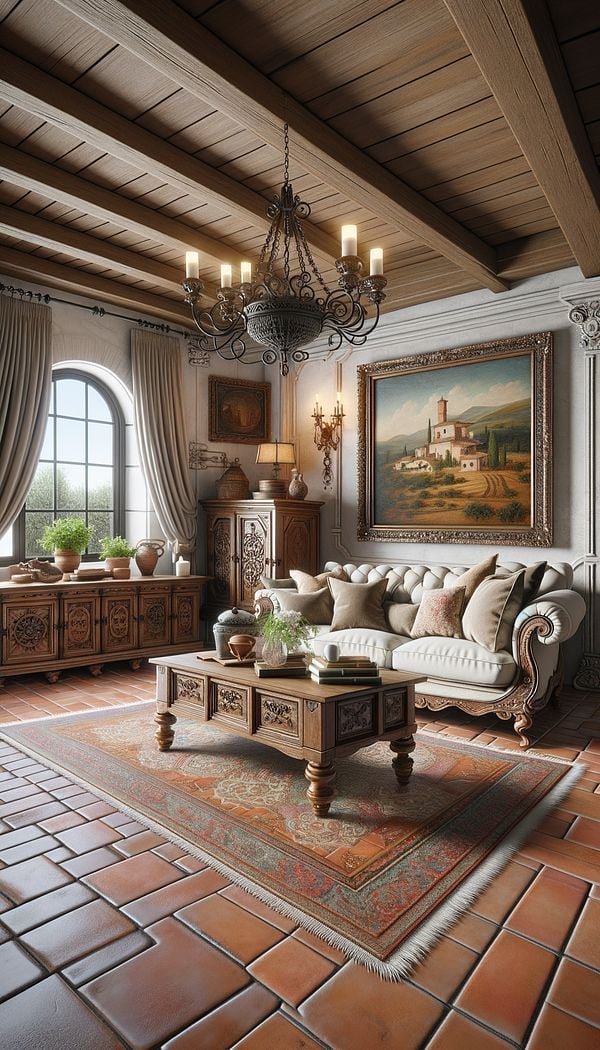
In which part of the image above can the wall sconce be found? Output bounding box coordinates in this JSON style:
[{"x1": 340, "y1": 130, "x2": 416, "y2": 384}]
[{"x1": 312, "y1": 395, "x2": 344, "y2": 489}]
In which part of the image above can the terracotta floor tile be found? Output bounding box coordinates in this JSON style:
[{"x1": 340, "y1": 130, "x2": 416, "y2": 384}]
[
  {"x1": 77, "y1": 801, "x2": 117, "y2": 820},
  {"x1": 112, "y1": 829, "x2": 166, "y2": 856},
  {"x1": 0, "y1": 973, "x2": 125, "y2": 1049},
  {"x1": 219, "y1": 883, "x2": 297, "y2": 934},
  {"x1": 174, "y1": 855, "x2": 208, "y2": 873},
  {"x1": 64, "y1": 790, "x2": 103, "y2": 810},
  {"x1": 520, "y1": 831, "x2": 600, "y2": 882},
  {"x1": 2, "y1": 882, "x2": 95, "y2": 935},
  {"x1": 178, "y1": 893, "x2": 285, "y2": 965},
  {"x1": 162, "y1": 983, "x2": 279, "y2": 1049},
  {"x1": 4, "y1": 800, "x2": 67, "y2": 827},
  {"x1": 123, "y1": 868, "x2": 229, "y2": 926},
  {"x1": 454, "y1": 930, "x2": 557, "y2": 1043},
  {"x1": 0, "y1": 825, "x2": 45, "y2": 850},
  {"x1": 248, "y1": 936, "x2": 336, "y2": 1005},
  {"x1": 61, "y1": 845, "x2": 124, "y2": 877},
  {"x1": 527, "y1": 1002, "x2": 600, "y2": 1049},
  {"x1": 565, "y1": 815, "x2": 600, "y2": 848},
  {"x1": 446, "y1": 911, "x2": 498, "y2": 953},
  {"x1": 299, "y1": 963, "x2": 444, "y2": 1049},
  {"x1": 547, "y1": 956, "x2": 600, "y2": 1026},
  {"x1": 83, "y1": 852, "x2": 183, "y2": 905},
  {"x1": 426, "y1": 1010, "x2": 513, "y2": 1048},
  {"x1": 46, "y1": 845, "x2": 74, "y2": 863},
  {"x1": 0, "y1": 940, "x2": 45, "y2": 1001},
  {"x1": 82, "y1": 916, "x2": 249, "y2": 1050},
  {"x1": 62, "y1": 929, "x2": 152, "y2": 986},
  {"x1": 21, "y1": 898, "x2": 137, "y2": 971},
  {"x1": 101, "y1": 810, "x2": 134, "y2": 829},
  {"x1": 470, "y1": 861, "x2": 536, "y2": 923},
  {"x1": 0, "y1": 790, "x2": 54, "y2": 818},
  {"x1": 55, "y1": 818, "x2": 123, "y2": 855},
  {"x1": 505, "y1": 867, "x2": 589, "y2": 949},
  {"x1": 0, "y1": 855, "x2": 72, "y2": 903},
  {"x1": 0, "y1": 782, "x2": 43, "y2": 803},
  {"x1": 410, "y1": 934, "x2": 479, "y2": 1000},
  {"x1": 0, "y1": 833, "x2": 59, "y2": 865},
  {"x1": 151, "y1": 842, "x2": 187, "y2": 862},
  {"x1": 53, "y1": 785, "x2": 86, "y2": 800},
  {"x1": 234, "y1": 1011, "x2": 323, "y2": 1049},
  {"x1": 565, "y1": 897, "x2": 600, "y2": 968},
  {"x1": 39, "y1": 811, "x2": 85, "y2": 833},
  {"x1": 291, "y1": 927, "x2": 347, "y2": 964}
]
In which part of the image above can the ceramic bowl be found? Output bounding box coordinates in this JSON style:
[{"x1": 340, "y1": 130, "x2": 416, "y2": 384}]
[{"x1": 228, "y1": 633, "x2": 256, "y2": 661}]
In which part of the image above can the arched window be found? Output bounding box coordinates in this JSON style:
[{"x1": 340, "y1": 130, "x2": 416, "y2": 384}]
[{"x1": 23, "y1": 370, "x2": 125, "y2": 559}]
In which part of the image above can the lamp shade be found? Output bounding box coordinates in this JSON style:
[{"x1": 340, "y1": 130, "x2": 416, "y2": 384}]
[{"x1": 256, "y1": 442, "x2": 295, "y2": 465}]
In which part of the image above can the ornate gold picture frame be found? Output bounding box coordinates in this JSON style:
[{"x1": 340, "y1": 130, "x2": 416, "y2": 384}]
[
  {"x1": 357, "y1": 332, "x2": 552, "y2": 546},
  {"x1": 209, "y1": 375, "x2": 271, "y2": 445}
]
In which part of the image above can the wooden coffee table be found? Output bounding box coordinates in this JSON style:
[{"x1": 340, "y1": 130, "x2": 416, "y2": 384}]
[{"x1": 151, "y1": 652, "x2": 424, "y2": 817}]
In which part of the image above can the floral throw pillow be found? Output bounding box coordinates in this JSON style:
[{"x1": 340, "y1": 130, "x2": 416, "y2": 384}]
[{"x1": 410, "y1": 587, "x2": 465, "y2": 639}]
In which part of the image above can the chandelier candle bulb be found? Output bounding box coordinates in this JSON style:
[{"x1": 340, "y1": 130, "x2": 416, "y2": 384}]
[
  {"x1": 240, "y1": 261, "x2": 252, "y2": 284},
  {"x1": 370, "y1": 248, "x2": 384, "y2": 276},
  {"x1": 185, "y1": 251, "x2": 199, "y2": 279},
  {"x1": 341, "y1": 224, "x2": 358, "y2": 257}
]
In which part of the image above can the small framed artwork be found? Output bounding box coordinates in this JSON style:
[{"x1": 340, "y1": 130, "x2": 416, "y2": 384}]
[
  {"x1": 209, "y1": 375, "x2": 271, "y2": 444},
  {"x1": 357, "y1": 332, "x2": 552, "y2": 546}
]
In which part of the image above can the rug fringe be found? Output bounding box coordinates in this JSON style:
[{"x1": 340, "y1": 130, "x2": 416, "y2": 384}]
[{"x1": 0, "y1": 710, "x2": 584, "y2": 982}]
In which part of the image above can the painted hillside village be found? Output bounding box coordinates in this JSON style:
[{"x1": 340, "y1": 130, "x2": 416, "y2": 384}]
[{"x1": 376, "y1": 387, "x2": 532, "y2": 528}]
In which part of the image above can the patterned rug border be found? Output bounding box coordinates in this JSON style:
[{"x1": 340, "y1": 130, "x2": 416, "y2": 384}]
[{"x1": 0, "y1": 704, "x2": 584, "y2": 981}]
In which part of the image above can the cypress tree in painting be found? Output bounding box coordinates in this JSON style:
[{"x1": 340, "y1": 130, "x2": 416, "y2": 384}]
[{"x1": 488, "y1": 429, "x2": 499, "y2": 468}]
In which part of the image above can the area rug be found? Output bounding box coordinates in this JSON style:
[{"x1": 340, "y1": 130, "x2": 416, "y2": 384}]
[{"x1": 1, "y1": 704, "x2": 581, "y2": 979}]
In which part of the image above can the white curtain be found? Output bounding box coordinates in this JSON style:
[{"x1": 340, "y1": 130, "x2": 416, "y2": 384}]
[
  {"x1": 130, "y1": 329, "x2": 196, "y2": 558},
  {"x1": 0, "y1": 295, "x2": 52, "y2": 537}
]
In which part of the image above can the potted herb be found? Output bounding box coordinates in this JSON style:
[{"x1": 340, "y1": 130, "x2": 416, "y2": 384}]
[
  {"x1": 40, "y1": 518, "x2": 95, "y2": 574},
  {"x1": 260, "y1": 609, "x2": 315, "y2": 667},
  {"x1": 99, "y1": 536, "x2": 136, "y2": 578}
]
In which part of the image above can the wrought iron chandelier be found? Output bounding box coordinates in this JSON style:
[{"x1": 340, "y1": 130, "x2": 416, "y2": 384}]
[{"x1": 182, "y1": 125, "x2": 387, "y2": 376}]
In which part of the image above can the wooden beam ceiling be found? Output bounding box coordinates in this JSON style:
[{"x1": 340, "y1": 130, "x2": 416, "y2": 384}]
[
  {"x1": 53, "y1": 0, "x2": 508, "y2": 293},
  {"x1": 443, "y1": 0, "x2": 600, "y2": 277},
  {"x1": 0, "y1": 46, "x2": 340, "y2": 265}
]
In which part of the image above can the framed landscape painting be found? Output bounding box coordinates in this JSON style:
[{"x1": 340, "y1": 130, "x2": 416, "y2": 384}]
[
  {"x1": 357, "y1": 333, "x2": 552, "y2": 546},
  {"x1": 209, "y1": 375, "x2": 271, "y2": 444}
]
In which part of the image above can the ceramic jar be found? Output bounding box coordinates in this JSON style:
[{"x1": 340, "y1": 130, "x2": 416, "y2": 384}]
[
  {"x1": 213, "y1": 607, "x2": 258, "y2": 659},
  {"x1": 134, "y1": 539, "x2": 165, "y2": 577},
  {"x1": 288, "y1": 469, "x2": 308, "y2": 499}
]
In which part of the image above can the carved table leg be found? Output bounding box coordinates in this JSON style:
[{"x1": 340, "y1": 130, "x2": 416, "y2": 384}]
[
  {"x1": 129, "y1": 658, "x2": 142, "y2": 671},
  {"x1": 88, "y1": 664, "x2": 104, "y2": 677},
  {"x1": 45, "y1": 670, "x2": 61, "y2": 684},
  {"x1": 513, "y1": 710, "x2": 533, "y2": 749},
  {"x1": 390, "y1": 735, "x2": 416, "y2": 785},
  {"x1": 305, "y1": 761, "x2": 336, "y2": 817},
  {"x1": 155, "y1": 709, "x2": 177, "y2": 751}
]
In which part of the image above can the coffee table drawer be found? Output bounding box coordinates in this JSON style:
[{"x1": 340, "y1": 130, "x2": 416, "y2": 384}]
[
  {"x1": 256, "y1": 691, "x2": 301, "y2": 740},
  {"x1": 174, "y1": 674, "x2": 205, "y2": 708},
  {"x1": 336, "y1": 695, "x2": 377, "y2": 743},
  {"x1": 383, "y1": 688, "x2": 407, "y2": 729},
  {"x1": 209, "y1": 680, "x2": 249, "y2": 726}
]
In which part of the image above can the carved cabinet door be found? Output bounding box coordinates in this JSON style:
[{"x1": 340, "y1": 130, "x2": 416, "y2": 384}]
[
  {"x1": 101, "y1": 592, "x2": 137, "y2": 652},
  {"x1": 138, "y1": 590, "x2": 171, "y2": 648},
  {"x1": 276, "y1": 505, "x2": 320, "y2": 576},
  {"x1": 206, "y1": 510, "x2": 236, "y2": 608},
  {"x1": 61, "y1": 594, "x2": 100, "y2": 658},
  {"x1": 171, "y1": 588, "x2": 199, "y2": 645},
  {"x1": 2, "y1": 597, "x2": 59, "y2": 665},
  {"x1": 236, "y1": 511, "x2": 271, "y2": 608}
]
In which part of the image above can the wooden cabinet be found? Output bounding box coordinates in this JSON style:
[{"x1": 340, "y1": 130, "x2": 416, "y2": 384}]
[
  {"x1": 201, "y1": 498, "x2": 322, "y2": 618},
  {"x1": 0, "y1": 576, "x2": 209, "y2": 685}
]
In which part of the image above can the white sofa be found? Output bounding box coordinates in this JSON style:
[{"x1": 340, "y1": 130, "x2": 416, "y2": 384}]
[{"x1": 256, "y1": 559, "x2": 586, "y2": 748}]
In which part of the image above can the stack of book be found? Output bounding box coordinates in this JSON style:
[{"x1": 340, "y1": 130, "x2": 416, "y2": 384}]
[
  {"x1": 309, "y1": 654, "x2": 381, "y2": 686},
  {"x1": 254, "y1": 655, "x2": 308, "y2": 678}
]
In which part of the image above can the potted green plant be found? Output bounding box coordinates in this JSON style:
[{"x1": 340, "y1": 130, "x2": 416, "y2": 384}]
[
  {"x1": 259, "y1": 609, "x2": 315, "y2": 667},
  {"x1": 40, "y1": 518, "x2": 95, "y2": 574},
  {"x1": 99, "y1": 536, "x2": 136, "y2": 577}
]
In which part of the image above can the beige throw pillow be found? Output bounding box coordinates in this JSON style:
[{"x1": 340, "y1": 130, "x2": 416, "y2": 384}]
[
  {"x1": 522, "y1": 561, "x2": 547, "y2": 607},
  {"x1": 275, "y1": 587, "x2": 332, "y2": 624},
  {"x1": 259, "y1": 576, "x2": 296, "y2": 589},
  {"x1": 410, "y1": 588, "x2": 465, "y2": 639},
  {"x1": 385, "y1": 602, "x2": 418, "y2": 636},
  {"x1": 454, "y1": 553, "x2": 498, "y2": 603},
  {"x1": 462, "y1": 570, "x2": 525, "y2": 652},
  {"x1": 290, "y1": 566, "x2": 347, "y2": 593},
  {"x1": 328, "y1": 577, "x2": 388, "y2": 632}
]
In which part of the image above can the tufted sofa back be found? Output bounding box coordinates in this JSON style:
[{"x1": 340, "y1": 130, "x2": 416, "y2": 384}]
[{"x1": 323, "y1": 560, "x2": 573, "y2": 607}]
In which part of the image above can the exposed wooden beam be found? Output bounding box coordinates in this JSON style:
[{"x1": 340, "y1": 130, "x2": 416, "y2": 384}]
[
  {"x1": 0, "y1": 144, "x2": 244, "y2": 270},
  {"x1": 0, "y1": 47, "x2": 339, "y2": 264},
  {"x1": 443, "y1": 0, "x2": 600, "y2": 277},
  {"x1": 0, "y1": 244, "x2": 191, "y2": 325},
  {"x1": 0, "y1": 203, "x2": 189, "y2": 294},
  {"x1": 54, "y1": 0, "x2": 508, "y2": 292}
]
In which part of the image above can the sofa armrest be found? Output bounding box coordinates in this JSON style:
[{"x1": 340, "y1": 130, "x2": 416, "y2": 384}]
[{"x1": 511, "y1": 589, "x2": 586, "y2": 658}]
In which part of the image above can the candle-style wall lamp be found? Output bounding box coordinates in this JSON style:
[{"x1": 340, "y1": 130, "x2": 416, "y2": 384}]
[{"x1": 312, "y1": 394, "x2": 344, "y2": 489}]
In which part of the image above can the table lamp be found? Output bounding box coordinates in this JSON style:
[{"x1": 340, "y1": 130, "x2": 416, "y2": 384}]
[{"x1": 256, "y1": 441, "x2": 296, "y2": 498}]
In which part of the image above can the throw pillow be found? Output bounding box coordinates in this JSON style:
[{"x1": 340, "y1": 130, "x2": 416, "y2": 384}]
[
  {"x1": 410, "y1": 587, "x2": 465, "y2": 639},
  {"x1": 522, "y1": 561, "x2": 547, "y2": 606},
  {"x1": 259, "y1": 576, "x2": 296, "y2": 589},
  {"x1": 462, "y1": 570, "x2": 525, "y2": 652},
  {"x1": 385, "y1": 602, "x2": 418, "y2": 636},
  {"x1": 328, "y1": 577, "x2": 388, "y2": 632},
  {"x1": 454, "y1": 553, "x2": 498, "y2": 603},
  {"x1": 290, "y1": 566, "x2": 347, "y2": 593},
  {"x1": 275, "y1": 587, "x2": 332, "y2": 624}
]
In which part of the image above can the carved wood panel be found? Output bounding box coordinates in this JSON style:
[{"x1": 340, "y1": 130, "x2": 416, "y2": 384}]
[
  {"x1": 209, "y1": 680, "x2": 249, "y2": 724},
  {"x1": 336, "y1": 696, "x2": 375, "y2": 741},
  {"x1": 171, "y1": 590, "x2": 199, "y2": 645},
  {"x1": 175, "y1": 674, "x2": 204, "y2": 707},
  {"x1": 2, "y1": 599, "x2": 59, "y2": 664},
  {"x1": 207, "y1": 514, "x2": 234, "y2": 606},
  {"x1": 238, "y1": 513, "x2": 269, "y2": 606},
  {"x1": 138, "y1": 592, "x2": 170, "y2": 648},
  {"x1": 383, "y1": 689, "x2": 406, "y2": 729},
  {"x1": 257, "y1": 693, "x2": 300, "y2": 737},
  {"x1": 61, "y1": 595, "x2": 100, "y2": 657},
  {"x1": 101, "y1": 593, "x2": 137, "y2": 652},
  {"x1": 280, "y1": 515, "x2": 317, "y2": 573}
]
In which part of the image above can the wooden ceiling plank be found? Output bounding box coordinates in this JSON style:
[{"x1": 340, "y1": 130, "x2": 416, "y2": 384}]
[
  {"x1": 0, "y1": 143, "x2": 245, "y2": 268},
  {"x1": 444, "y1": 0, "x2": 600, "y2": 276},
  {"x1": 0, "y1": 45, "x2": 339, "y2": 263},
  {"x1": 0, "y1": 243, "x2": 192, "y2": 324},
  {"x1": 53, "y1": 0, "x2": 507, "y2": 291}
]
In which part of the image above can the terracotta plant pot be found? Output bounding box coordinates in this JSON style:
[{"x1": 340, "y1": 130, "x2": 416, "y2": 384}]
[
  {"x1": 105, "y1": 556, "x2": 130, "y2": 575},
  {"x1": 53, "y1": 549, "x2": 81, "y2": 574}
]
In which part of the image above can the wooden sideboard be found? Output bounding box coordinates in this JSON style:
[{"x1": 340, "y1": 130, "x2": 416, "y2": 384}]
[
  {"x1": 200, "y1": 498, "x2": 323, "y2": 619},
  {"x1": 0, "y1": 575, "x2": 209, "y2": 685}
]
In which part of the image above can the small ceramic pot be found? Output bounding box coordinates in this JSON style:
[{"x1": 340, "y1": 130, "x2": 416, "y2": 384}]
[
  {"x1": 323, "y1": 642, "x2": 339, "y2": 663},
  {"x1": 105, "y1": 556, "x2": 130, "y2": 575},
  {"x1": 54, "y1": 549, "x2": 81, "y2": 574},
  {"x1": 228, "y1": 633, "x2": 256, "y2": 661},
  {"x1": 112, "y1": 567, "x2": 131, "y2": 580},
  {"x1": 213, "y1": 607, "x2": 258, "y2": 659}
]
